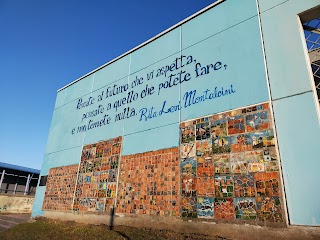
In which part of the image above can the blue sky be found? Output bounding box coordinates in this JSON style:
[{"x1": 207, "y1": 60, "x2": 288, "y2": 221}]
[{"x1": 0, "y1": 0, "x2": 216, "y2": 169}]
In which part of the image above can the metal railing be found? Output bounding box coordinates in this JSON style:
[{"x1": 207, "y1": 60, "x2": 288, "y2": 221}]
[{"x1": 0, "y1": 170, "x2": 38, "y2": 196}]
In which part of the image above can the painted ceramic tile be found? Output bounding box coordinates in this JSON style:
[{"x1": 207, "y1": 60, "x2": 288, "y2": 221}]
[
  {"x1": 96, "y1": 143, "x2": 104, "y2": 158},
  {"x1": 110, "y1": 155, "x2": 119, "y2": 169},
  {"x1": 197, "y1": 197, "x2": 214, "y2": 218},
  {"x1": 256, "y1": 196, "x2": 283, "y2": 222},
  {"x1": 96, "y1": 198, "x2": 105, "y2": 211},
  {"x1": 263, "y1": 147, "x2": 279, "y2": 172},
  {"x1": 100, "y1": 157, "x2": 110, "y2": 171},
  {"x1": 83, "y1": 172, "x2": 93, "y2": 183},
  {"x1": 251, "y1": 130, "x2": 275, "y2": 149},
  {"x1": 106, "y1": 182, "x2": 117, "y2": 198},
  {"x1": 230, "y1": 134, "x2": 252, "y2": 152},
  {"x1": 214, "y1": 198, "x2": 234, "y2": 220},
  {"x1": 213, "y1": 154, "x2": 230, "y2": 174},
  {"x1": 85, "y1": 159, "x2": 96, "y2": 172},
  {"x1": 112, "y1": 141, "x2": 122, "y2": 155},
  {"x1": 182, "y1": 177, "x2": 197, "y2": 197},
  {"x1": 181, "y1": 124, "x2": 195, "y2": 143},
  {"x1": 196, "y1": 139, "x2": 212, "y2": 158},
  {"x1": 79, "y1": 162, "x2": 86, "y2": 173},
  {"x1": 77, "y1": 198, "x2": 88, "y2": 212},
  {"x1": 181, "y1": 197, "x2": 197, "y2": 218},
  {"x1": 99, "y1": 170, "x2": 109, "y2": 183},
  {"x1": 241, "y1": 105, "x2": 259, "y2": 114},
  {"x1": 254, "y1": 172, "x2": 280, "y2": 196},
  {"x1": 233, "y1": 175, "x2": 255, "y2": 197},
  {"x1": 77, "y1": 174, "x2": 84, "y2": 185},
  {"x1": 83, "y1": 183, "x2": 98, "y2": 198},
  {"x1": 103, "y1": 141, "x2": 112, "y2": 157},
  {"x1": 98, "y1": 189, "x2": 106, "y2": 198},
  {"x1": 246, "y1": 111, "x2": 269, "y2": 132},
  {"x1": 197, "y1": 157, "x2": 214, "y2": 177},
  {"x1": 180, "y1": 142, "x2": 196, "y2": 158},
  {"x1": 230, "y1": 109, "x2": 242, "y2": 117},
  {"x1": 212, "y1": 136, "x2": 231, "y2": 154},
  {"x1": 245, "y1": 150, "x2": 265, "y2": 173},
  {"x1": 210, "y1": 115, "x2": 227, "y2": 138},
  {"x1": 181, "y1": 158, "x2": 197, "y2": 177},
  {"x1": 73, "y1": 136, "x2": 123, "y2": 213},
  {"x1": 230, "y1": 153, "x2": 247, "y2": 174},
  {"x1": 42, "y1": 165, "x2": 78, "y2": 212},
  {"x1": 75, "y1": 186, "x2": 83, "y2": 198},
  {"x1": 263, "y1": 130, "x2": 275, "y2": 147},
  {"x1": 234, "y1": 197, "x2": 257, "y2": 220},
  {"x1": 227, "y1": 115, "x2": 245, "y2": 135},
  {"x1": 82, "y1": 145, "x2": 96, "y2": 160},
  {"x1": 88, "y1": 147, "x2": 97, "y2": 160},
  {"x1": 108, "y1": 169, "x2": 117, "y2": 182},
  {"x1": 197, "y1": 177, "x2": 215, "y2": 197},
  {"x1": 85, "y1": 198, "x2": 97, "y2": 212},
  {"x1": 118, "y1": 148, "x2": 179, "y2": 216},
  {"x1": 196, "y1": 121, "x2": 210, "y2": 140},
  {"x1": 214, "y1": 176, "x2": 234, "y2": 198}
]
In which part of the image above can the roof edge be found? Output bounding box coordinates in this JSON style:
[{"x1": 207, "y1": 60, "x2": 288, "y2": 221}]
[
  {"x1": 57, "y1": 0, "x2": 225, "y2": 92},
  {"x1": 0, "y1": 162, "x2": 40, "y2": 174}
]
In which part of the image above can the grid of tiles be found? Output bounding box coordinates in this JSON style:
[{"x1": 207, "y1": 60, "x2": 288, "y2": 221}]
[
  {"x1": 179, "y1": 103, "x2": 284, "y2": 222},
  {"x1": 42, "y1": 165, "x2": 78, "y2": 211},
  {"x1": 73, "y1": 136, "x2": 122, "y2": 213},
  {"x1": 117, "y1": 148, "x2": 180, "y2": 216}
]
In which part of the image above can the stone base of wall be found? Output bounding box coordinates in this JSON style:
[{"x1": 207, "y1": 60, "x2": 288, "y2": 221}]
[{"x1": 0, "y1": 195, "x2": 34, "y2": 213}]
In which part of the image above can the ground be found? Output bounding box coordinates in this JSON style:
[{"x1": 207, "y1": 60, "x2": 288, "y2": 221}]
[
  {"x1": 0, "y1": 218, "x2": 228, "y2": 240},
  {"x1": 1, "y1": 217, "x2": 320, "y2": 240}
]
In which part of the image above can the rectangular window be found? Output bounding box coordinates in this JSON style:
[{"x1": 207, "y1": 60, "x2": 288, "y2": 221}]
[{"x1": 39, "y1": 175, "x2": 48, "y2": 186}]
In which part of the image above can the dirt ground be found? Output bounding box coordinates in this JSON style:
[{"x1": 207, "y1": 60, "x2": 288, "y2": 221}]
[
  {"x1": 0, "y1": 217, "x2": 319, "y2": 240},
  {"x1": 0, "y1": 218, "x2": 228, "y2": 240}
]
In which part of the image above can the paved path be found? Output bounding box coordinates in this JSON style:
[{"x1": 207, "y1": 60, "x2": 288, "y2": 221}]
[{"x1": 0, "y1": 214, "x2": 31, "y2": 232}]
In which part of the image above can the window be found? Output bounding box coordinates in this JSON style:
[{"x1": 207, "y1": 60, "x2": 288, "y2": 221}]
[{"x1": 301, "y1": 8, "x2": 320, "y2": 103}]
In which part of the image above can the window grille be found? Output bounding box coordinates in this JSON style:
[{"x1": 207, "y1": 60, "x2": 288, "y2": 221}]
[{"x1": 303, "y1": 18, "x2": 320, "y2": 103}]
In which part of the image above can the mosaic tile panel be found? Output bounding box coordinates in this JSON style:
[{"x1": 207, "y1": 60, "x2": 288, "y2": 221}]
[
  {"x1": 263, "y1": 147, "x2": 279, "y2": 172},
  {"x1": 230, "y1": 153, "x2": 247, "y2": 174},
  {"x1": 117, "y1": 147, "x2": 179, "y2": 216},
  {"x1": 73, "y1": 136, "x2": 122, "y2": 213},
  {"x1": 197, "y1": 157, "x2": 214, "y2": 177},
  {"x1": 181, "y1": 196, "x2": 197, "y2": 218},
  {"x1": 213, "y1": 154, "x2": 230, "y2": 175},
  {"x1": 254, "y1": 172, "x2": 280, "y2": 197},
  {"x1": 234, "y1": 175, "x2": 255, "y2": 197},
  {"x1": 197, "y1": 177, "x2": 215, "y2": 197},
  {"x1": 42, "y1": 165, "x2": 78, "y2": 211},
  {"x1": 214, "y1": 176, "x2": 234, "y2": 198},
  {"x1": 214, "y1": 198, "x2": 235, "y2": 220},
  {"x1": 257, "y1": 196, "x2": 283, "y2": 222},
  {"x1": 179, "y1": 102, "x2": 285, "y2": 223},
  {"x1": 210, "y1": 114, "x2": 227, "y2": 138},
  {"x1": 197, "y1": 197, "x2": 214, "y2": 218},
  {"x1": 234, "y1": 197, "x2": 257, "y2": 220}
]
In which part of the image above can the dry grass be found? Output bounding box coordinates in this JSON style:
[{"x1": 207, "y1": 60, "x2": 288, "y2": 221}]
[{"x1": 0, "y1": 218, "x2": 228, "y2": 240}]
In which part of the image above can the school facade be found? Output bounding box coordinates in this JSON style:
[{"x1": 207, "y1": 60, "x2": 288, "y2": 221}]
[{"x1": 32, "y1": 0, "x2": 320, "y2": 227}]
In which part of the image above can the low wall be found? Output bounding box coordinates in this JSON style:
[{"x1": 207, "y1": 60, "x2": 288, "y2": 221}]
[{"x1": 0, "y1": 194, "x2": 34, "y2": 213}]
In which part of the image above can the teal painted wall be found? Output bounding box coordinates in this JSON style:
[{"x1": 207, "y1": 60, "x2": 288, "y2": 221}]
[
  {"x1": 258, "y1": 0, "x2": 320, "y2": 226},
  {"x1": 33, "y1": 0, "x2": 320, "y2": 226}
]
